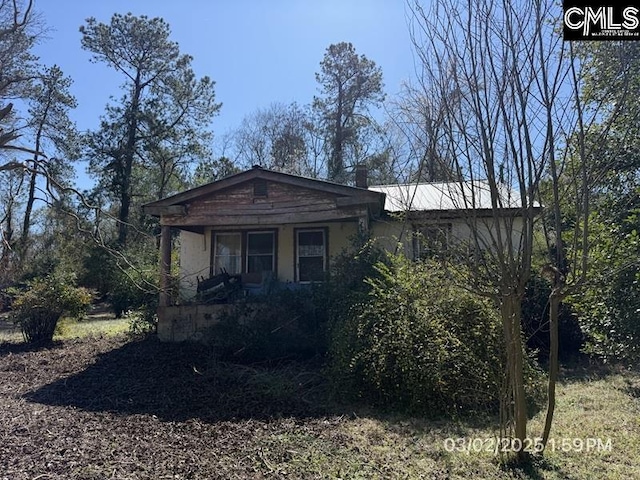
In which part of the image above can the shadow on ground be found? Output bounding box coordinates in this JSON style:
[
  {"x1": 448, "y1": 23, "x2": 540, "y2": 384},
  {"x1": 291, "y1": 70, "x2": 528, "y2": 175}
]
[
  {"x1": 558, "y1": 359, "x2": 629, "y2": 384},
  {"x1": 21, "y1": 335, "x2": 512, "y2": 434},
  {"x1": 24, "y1": 336, "x2": 336, "y2": 423}
]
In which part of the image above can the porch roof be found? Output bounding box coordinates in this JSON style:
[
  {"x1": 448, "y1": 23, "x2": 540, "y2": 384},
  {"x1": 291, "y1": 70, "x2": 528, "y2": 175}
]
[{"x1": 142, "y1": 166, "x2": 386, "y2": 229}]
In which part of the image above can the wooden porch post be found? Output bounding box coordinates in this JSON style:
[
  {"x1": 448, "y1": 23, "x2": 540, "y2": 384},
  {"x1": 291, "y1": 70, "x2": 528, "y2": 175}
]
[
  {"x1": 159, "y1": 224, "x2": 172, "y2": 307},
  {"x1": 358, "y1": 214, "x2": 369, "y2": 233}
]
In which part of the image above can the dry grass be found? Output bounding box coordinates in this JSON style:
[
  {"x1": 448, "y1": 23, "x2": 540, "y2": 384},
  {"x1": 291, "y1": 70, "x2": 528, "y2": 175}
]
[{"x1": 0, "y1": 306, "x2": 130, "y2": 343}]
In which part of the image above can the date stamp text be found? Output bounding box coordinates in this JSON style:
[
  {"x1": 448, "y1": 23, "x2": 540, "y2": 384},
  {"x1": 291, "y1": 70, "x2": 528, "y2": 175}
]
[{"x1": 443, "y1": 437, "x2": 612, "y2": 455}]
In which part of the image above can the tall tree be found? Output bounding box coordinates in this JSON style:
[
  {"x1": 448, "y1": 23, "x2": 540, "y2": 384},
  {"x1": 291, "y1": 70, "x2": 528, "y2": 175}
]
[
  {"x1": 0, "y1": 170, "x2": 22, "y2": 284},
  {"x1": 19, "y1": 65, "x2": 77, "y2": 265},
  {"x1": 0, "y1": 0, "x2": 40, "y2": 165},
  {"x1": 80, "y1": 13, "x2": 221, "y2": 246},
  {"x1": 565, "y1": 42, "x2": 640, "y2": 362},
  {"x1": 405, "y1": 0, "x2": 617, "y2": 460},
  {"x1": 0, "y1": 0, "x2": 42, "y2": 282},
  {"x1": 313, "y1": 42, "x2": 385, "y2": 183}
]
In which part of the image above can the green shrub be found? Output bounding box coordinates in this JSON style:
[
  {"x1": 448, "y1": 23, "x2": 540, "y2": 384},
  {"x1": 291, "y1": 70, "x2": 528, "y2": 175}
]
[
  {"x1": 522, "y1": 273, "x2": 584, "y2": 361},
  {"x1": 328, "y1": 252, "x2": 508, "y2": 416},
  {"x1": 109, "y1": 266, "x2": 159, "y2": 319},
  {"x1": 128, "y1": 301, "x2": 159, "y2": 335},
  {"x1": 573, "y1": 260, "x2": 640, "y2": 363},
  {"x1": 325, "y1": 235, "x2": 389, "y2": 359},
  {"x1": 10, "y1": 273, "x2": 93, "y2": 345},
  {"x1": 91, "y1": 241, "x2": 164, "y2": 320},
  {"x1": 569, "y1": 217, "x2": 640, "y2": 363},
  {"x1": 109, "y1": 262, "x2": 159, "y2": 334}
]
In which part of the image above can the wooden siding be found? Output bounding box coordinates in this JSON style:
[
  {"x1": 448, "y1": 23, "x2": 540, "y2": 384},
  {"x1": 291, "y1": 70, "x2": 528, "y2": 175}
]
[{"x1": 161, "y1": 181, "x2": 368, "y2": 227}]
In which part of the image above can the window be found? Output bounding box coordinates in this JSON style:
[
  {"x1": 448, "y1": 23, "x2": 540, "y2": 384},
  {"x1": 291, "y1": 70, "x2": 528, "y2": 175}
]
[
  {"x1": 414, "y1": 223, "x2": 451, "y2": 259},
  {"x1": 213, "y1": 233, "x2": 242, "y2": 274},
  {"x1": 296, "y1": 229, "x2": 327, "y2": 282},
  {"x1": 247, "y1": 231, "x2": 275, "y2": 274},
  {"x1": 211, "y1": 230, "x2": 276, "y2": 278}
]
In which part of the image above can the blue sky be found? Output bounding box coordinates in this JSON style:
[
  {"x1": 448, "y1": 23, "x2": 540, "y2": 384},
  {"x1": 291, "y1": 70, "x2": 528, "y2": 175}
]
[{"x1": 33, "y1": 0, "x2": 418, "y2": 144}]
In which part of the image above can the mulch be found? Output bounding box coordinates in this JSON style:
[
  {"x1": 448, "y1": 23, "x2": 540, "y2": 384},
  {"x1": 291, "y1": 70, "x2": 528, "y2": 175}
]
[{"x1": 0, "y1": 335, "x2": 348, "y2": 479}]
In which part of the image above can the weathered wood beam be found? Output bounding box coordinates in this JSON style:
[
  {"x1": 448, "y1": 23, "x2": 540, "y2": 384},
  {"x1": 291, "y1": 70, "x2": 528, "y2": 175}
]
[
  {"x1": 188, "y1": 201, "x2": 338, "y2": 217},
  {"x1": 336, "y1": 196, "x2": 375, "y2": 207},
  {"x1": 159, "y1": 225, "x2": 172, "y2": 307},
  {"x1": 161, "y1": 206, "x2": 368, "y2": 227},
  {"x1": 143, "y1": 205, "x2": 187, "y2": 217},
  {"x1": 143, "y1": 168, "x2": 384, "y2": 208}
]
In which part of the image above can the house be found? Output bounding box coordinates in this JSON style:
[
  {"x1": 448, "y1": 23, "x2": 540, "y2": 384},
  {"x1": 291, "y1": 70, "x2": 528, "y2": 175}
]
[
  {"x1": 369, "y1": 179, "x2": 534, "y2": 259},
  {"x1": 142, "y1": 166, "x2": 534, "y2": 341}
]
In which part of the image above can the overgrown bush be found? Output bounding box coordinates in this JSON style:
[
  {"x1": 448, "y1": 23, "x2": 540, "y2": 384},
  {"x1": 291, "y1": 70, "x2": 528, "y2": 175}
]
[
  {"x1": 9, "y1": 273, "x2": 93, "y2": 345},
  {"x1": 203, "y1": 233, "x2": 544, "y2": 417},
  {"x1": 209, "y1": 282, "x2": 329, "y2": 362},
  {"x1": 570, "y1": 222, "x2": 640, "y2": 363},
  {"x1": 328, "y1": 251, "x2": 510, "y2": 416},
  {"x1": 128, "y1": 301, "x2": 159, "y2": 335},
  {"x1": 521, "y1": 273, "x2": 584, "y2": 361},
  {"x1": 110, "y1": 266, "x2": 159, "y2": 319},
  {"x1": 325, "y1": 235, "x2": 390, "y2": 358}
]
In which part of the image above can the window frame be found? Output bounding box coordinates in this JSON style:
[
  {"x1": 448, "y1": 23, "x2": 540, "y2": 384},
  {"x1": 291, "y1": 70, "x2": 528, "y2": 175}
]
[
  {"x1": 211, "y1": 231, "x2": 242, "y2": 276},
  {"x1": 295, "y1": 227, "x2": 329, "y2": 283},
  {"x1": 245, "y1": 230, "x2": 276, "y2": 275},
  {"x1": 210, "y1": 229, "x2": 277, "y2": 277}
]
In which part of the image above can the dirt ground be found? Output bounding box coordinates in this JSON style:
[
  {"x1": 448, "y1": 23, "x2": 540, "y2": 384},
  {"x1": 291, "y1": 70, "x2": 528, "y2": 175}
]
[{"x1": 0, "y1": 335, "x2": 341, "y2": 480}]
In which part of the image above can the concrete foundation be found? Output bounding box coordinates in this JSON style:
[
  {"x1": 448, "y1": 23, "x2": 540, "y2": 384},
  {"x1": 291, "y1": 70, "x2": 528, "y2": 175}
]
[{"x1": 156, "y1": 304, "x2": 235, "y2": 342}]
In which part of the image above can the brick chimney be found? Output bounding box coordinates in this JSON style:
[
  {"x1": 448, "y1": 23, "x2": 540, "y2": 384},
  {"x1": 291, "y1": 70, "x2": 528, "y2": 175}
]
[{"x1": 355, "y1": 164, "x2": 368, "y2": 189}]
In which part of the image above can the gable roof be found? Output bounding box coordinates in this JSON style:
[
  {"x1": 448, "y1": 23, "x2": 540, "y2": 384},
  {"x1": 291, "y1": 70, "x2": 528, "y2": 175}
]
[
  {"x1": 369, "y1": 180, "x2": 535, "y2": 213},
  {"x1": 143, "y1": 166, "x2": 386, "y2": 217}
]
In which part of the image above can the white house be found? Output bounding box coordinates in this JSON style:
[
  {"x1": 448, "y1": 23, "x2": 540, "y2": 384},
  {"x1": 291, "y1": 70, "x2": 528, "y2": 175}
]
[{"x1": 143, "y1": 166, "x2": 536, "y2": 341}]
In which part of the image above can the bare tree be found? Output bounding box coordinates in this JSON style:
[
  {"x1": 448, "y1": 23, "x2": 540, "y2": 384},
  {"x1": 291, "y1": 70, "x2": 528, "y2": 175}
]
[
  {"x1": 537, "y1": 39, "x2": 638, "y2": 448},
  {"x1": 406, "y1": 0, "x2": 634, "y2": 461},
  {"x1": 0, "y1": 0, "x2": 41, "y2": 164},
  {"x1": 385, "y1": 81, "x2": 455, "y2": 183},
  {"x1": 231, "y1": 102, "x2": 314, "y2": 176}
]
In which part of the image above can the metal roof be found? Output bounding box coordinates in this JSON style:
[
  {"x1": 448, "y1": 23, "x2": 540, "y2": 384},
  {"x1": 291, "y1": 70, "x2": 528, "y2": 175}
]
[{"x1": 368, "y1": 181, "x2": 527, "y2": 212}]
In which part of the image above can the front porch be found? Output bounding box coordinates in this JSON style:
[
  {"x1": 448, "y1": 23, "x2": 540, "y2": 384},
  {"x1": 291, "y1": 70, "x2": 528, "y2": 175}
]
[{"x1": 143, "y1": 167, "x2": 385, "y2": 342}]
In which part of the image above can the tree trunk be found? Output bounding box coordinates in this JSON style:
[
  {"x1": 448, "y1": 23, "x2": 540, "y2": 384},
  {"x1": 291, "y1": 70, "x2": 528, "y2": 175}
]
[
  {"x1": 19, "y1": 133, "x2": 42, "y2": 266},
  {"x1": 117, "y1": 179, "x2": 132, "y2": 246},
  {"x1": 21, "y1": 167, "x2": 37, "y2": 250},
  {"x1": 542, "y1": 288, "x2": 562, "y2": 449},
  {"x1": 501, "y1": 292, "x2": 529, "y2": 462},
  {"x1": 330, "y1": 84, "x2": 344, "y2": 182},
  {"x1": 117, "y1": 73, "x2": 142, "y2": 247}
]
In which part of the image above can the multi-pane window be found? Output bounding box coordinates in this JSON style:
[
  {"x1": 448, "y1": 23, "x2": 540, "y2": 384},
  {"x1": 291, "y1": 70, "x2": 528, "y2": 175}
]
[
  {"x1": 212, "y1": 231, "x2": 275, "y2": 278},
  {"x1": 213, "y1": 233, "x2": 242, "y2": 274},
  {"x1": 247, "y1": 231, "x2": 275, "y2": 274},
  {"x1": 297, "y1": 229, "x2": 326, "y2": 282}
]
